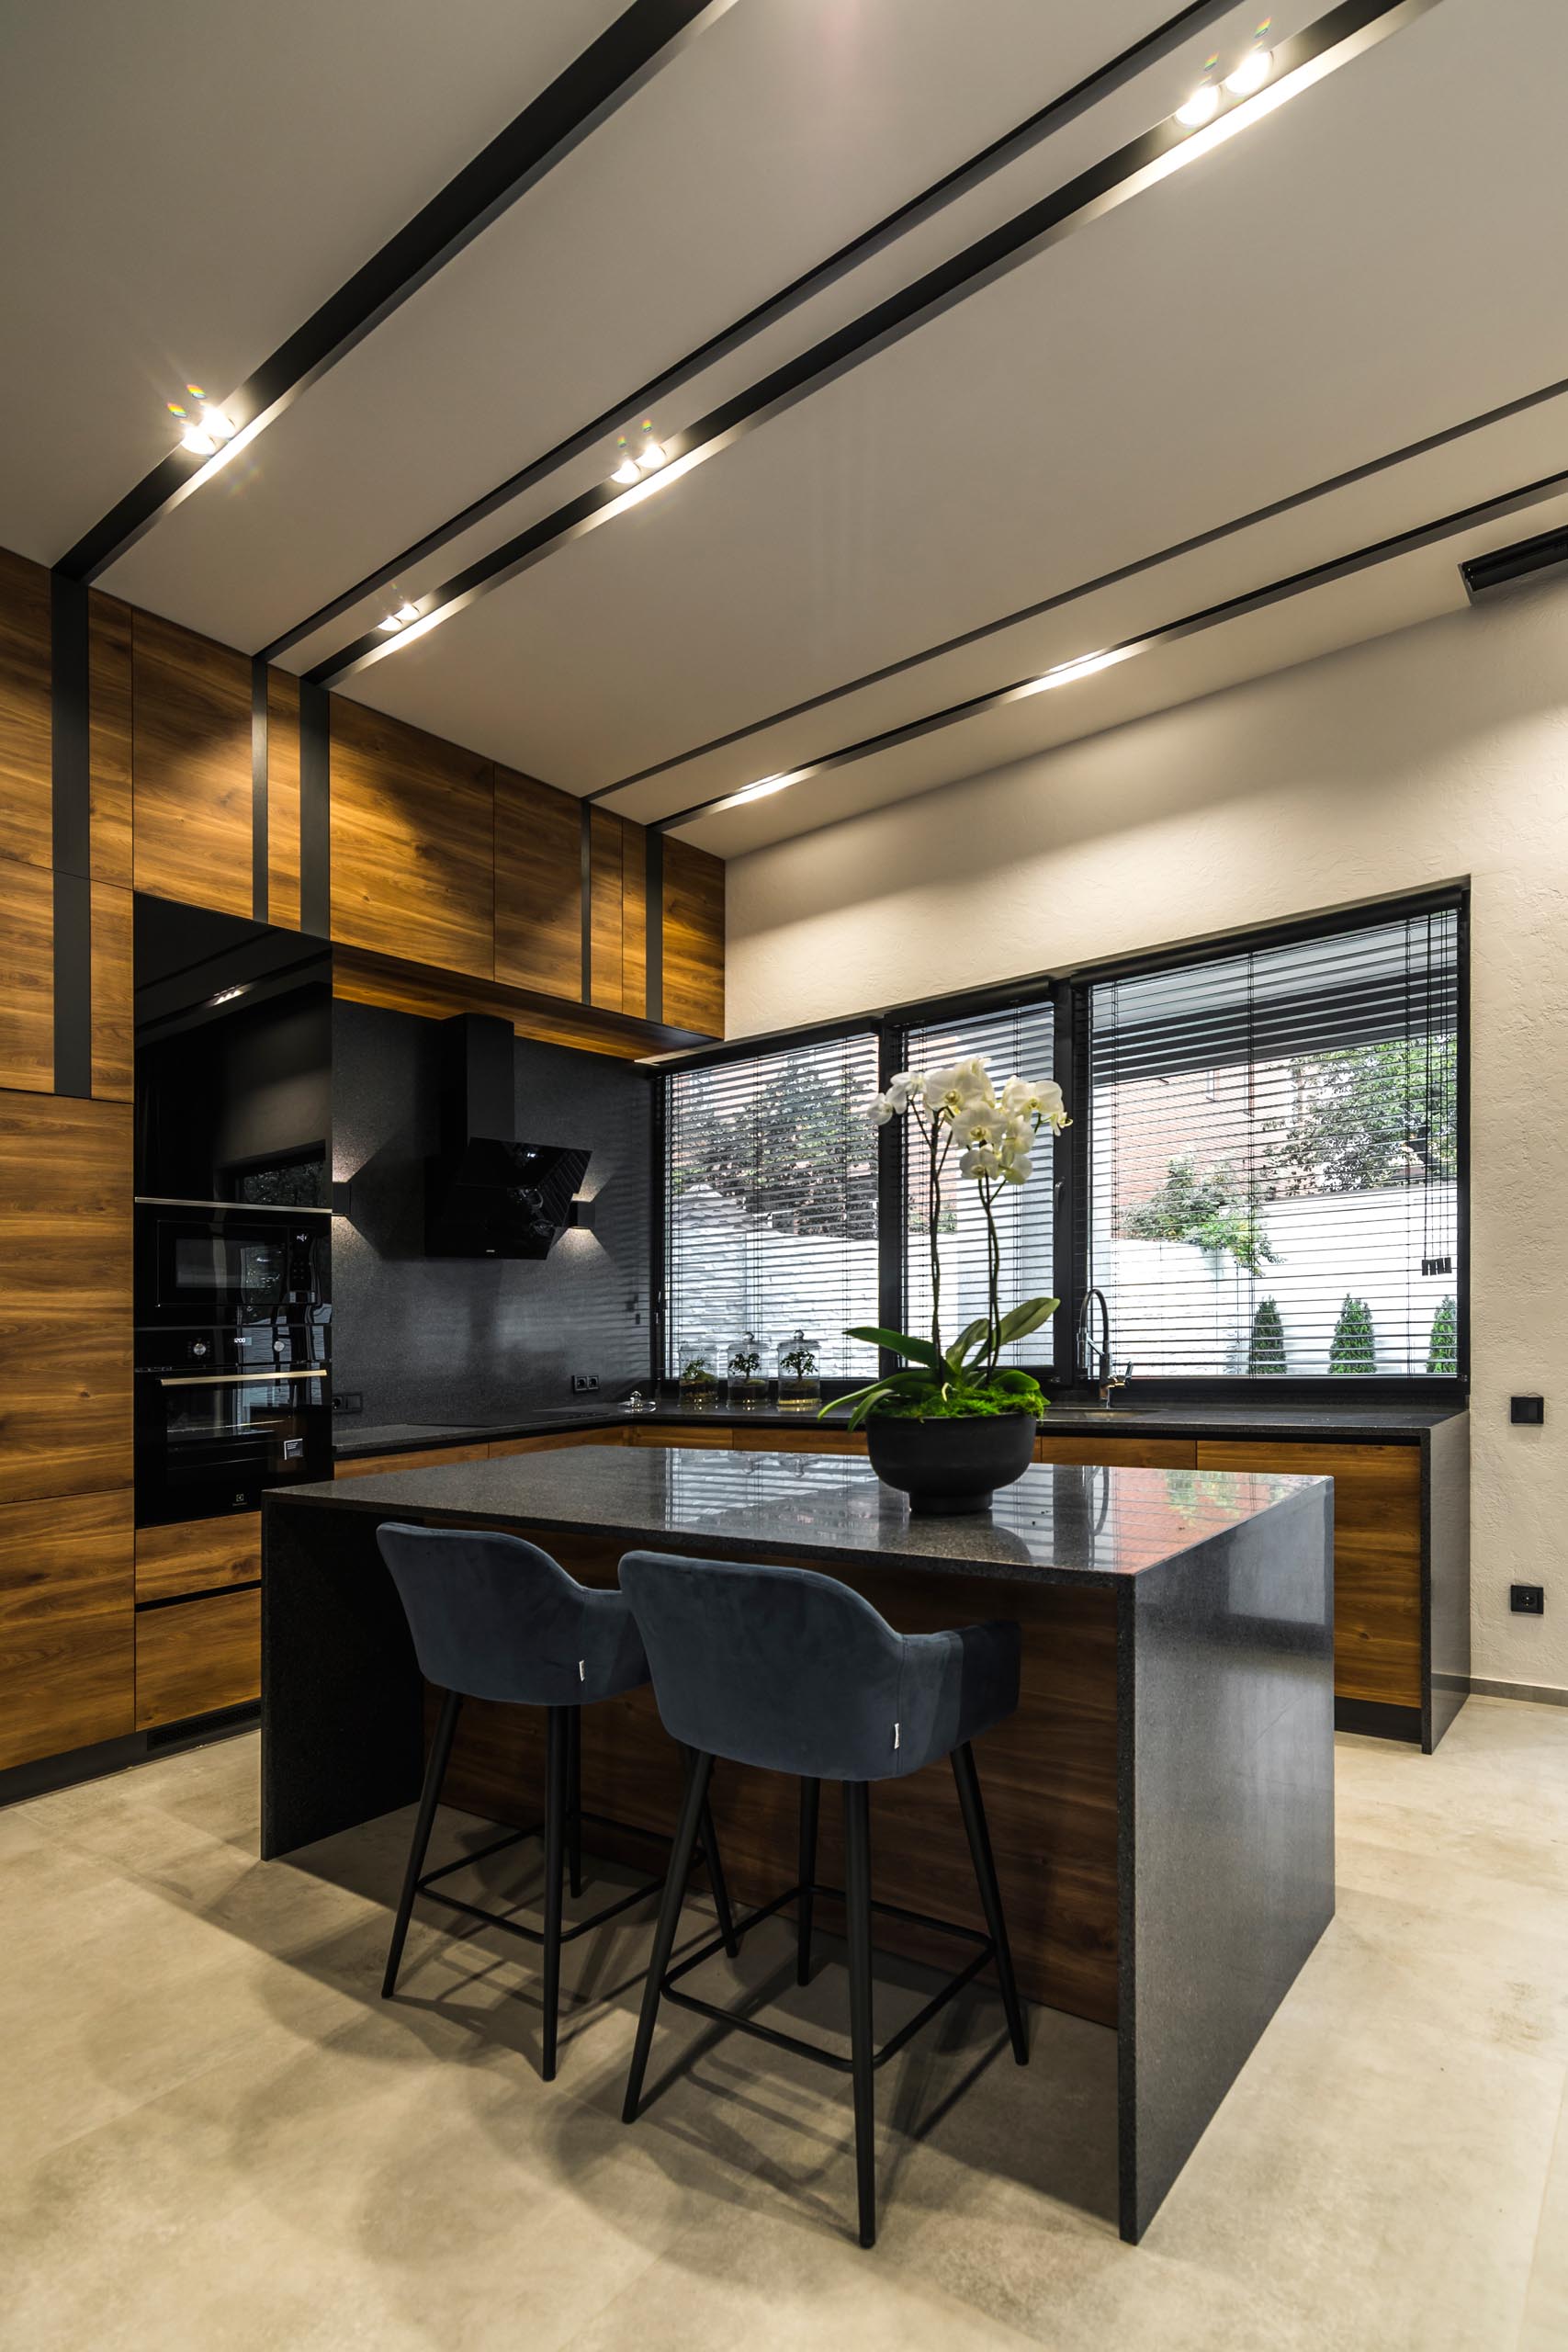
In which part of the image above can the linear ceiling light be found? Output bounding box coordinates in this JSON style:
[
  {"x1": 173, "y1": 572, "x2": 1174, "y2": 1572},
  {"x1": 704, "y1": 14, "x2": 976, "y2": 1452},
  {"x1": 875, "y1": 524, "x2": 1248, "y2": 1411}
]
[{"x1": 311, "y1": 0, "x2": 1440, "y2": 688}]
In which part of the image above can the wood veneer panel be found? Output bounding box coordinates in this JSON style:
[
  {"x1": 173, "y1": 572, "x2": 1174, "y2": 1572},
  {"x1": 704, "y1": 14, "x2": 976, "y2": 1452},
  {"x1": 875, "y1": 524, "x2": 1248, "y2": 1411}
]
[
  {"x1": 0, "y1": 1093, "x2": 132, "y2": 1501},
  {"x1": 626, "y1": 1424, "x2": 733, "y2": 1448},
  {"x1": 332, "y1": 944, "x2": 691, "y2": 1062},
  {"x1": 590, "y1": 807, "x2": 624, "y2": 1014},
  {"x1": 1037, "y1": 1435, "x2": 1196, "y2": 1468},
  {"x1": 135, "y1": 1512, "x2": 262, "y2": 1604},
  {"x1": 131, "y1": 611, "x2": 253, "y2": 916},
  {"x1": 90, "y1": 880, "x2": 132, "y2": 1101},
  {"x1": 87, "y1": 592, "x2": 133, "y2": 887},
  {"x1": 0, "y1": 853, "x2": 54, "y2": 1091},
  {"x1": 333, "y1": 1443, "x2": 493, "y2": 1480},
  {"x1": 660, "y1": 836, "x2": 724, "y2": 1036},
  {"x1": 0, "y1": 546, "x2": 51, "y2": 875},
  {"x1": 266, "y1": 669, "x2": 302, "y2": 933},
  {"x1": 135, "y1": 1587, "x2": 260, "y2": 1728},
  {"x1": 442, "y1": 1530, "x2": 1120, "y2": 2025},
  {"x1": 621, "y1": 817, "x2": 647, "y2": 1021},
  {"x1": 487, "y1": 1430, "x2": 627, "y2": 1457},
  {"x1": 331, "y1": 698, "x2": 493, "y2": 979},
  {"x1": 0, "y1": 1487, "x2": 133, "y2": 1769},
  {"x1": 1196, "y1": 1439, "x2": 1422, "y2": 1707},
  {"x1": 732, "y1": 1425, "x2": 868, "y2": 1453},
  {"x1": 493, "y1": 767, "x2": 581, "y2": 1002}
]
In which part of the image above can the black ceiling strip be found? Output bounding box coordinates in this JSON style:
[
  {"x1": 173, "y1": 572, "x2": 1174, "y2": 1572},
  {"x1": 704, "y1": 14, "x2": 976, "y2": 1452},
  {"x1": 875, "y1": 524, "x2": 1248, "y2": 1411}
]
[
  {"x1": 645, "y1": 831, "x2": 664, "y2": 1024},
  {"x1": 251, "y1": 659, "x2": 269, "y2": 924},
  {"x1": 597, "y1": 368, "x2": 1568, "y2": 807},
  {"x1": 262, "y1": 0, "x2": 1236, "y2": 664},
  {"x1": 652, "y1": 461, "x2": 1568, "y2": 832},
  {"x1": 298, "y1": 682, "x2": 331, "y2": 941},
  {"x1": 306, "y1": 0, "x2": 1437, "y2": 690},
  {"x1": 55, "y1": 0, "x2": 744, "y2": 587},
  {"x1": 50, "y1": 573, "x2": 92, "y2": 1097}
]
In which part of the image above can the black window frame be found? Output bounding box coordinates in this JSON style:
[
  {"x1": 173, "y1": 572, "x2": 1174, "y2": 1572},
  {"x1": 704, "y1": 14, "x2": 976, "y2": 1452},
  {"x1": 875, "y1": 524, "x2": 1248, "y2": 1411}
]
[{"x1": 649, "y1": 884, "x2": 1469, "y2": 1405}]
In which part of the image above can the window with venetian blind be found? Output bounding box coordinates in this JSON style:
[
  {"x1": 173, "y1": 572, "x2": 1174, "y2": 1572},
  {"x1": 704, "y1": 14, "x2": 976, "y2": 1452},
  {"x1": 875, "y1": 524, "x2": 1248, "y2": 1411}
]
[
  {"x1": 1085, "y1": 904, "x2": 1461, "y2": 1379},
  {"x1": 896, "y1": 997, "x2": 1058, "y2": 1368},
  {"x1": 662, "y1": 1031, "x2": 880, "y2": 1383}
]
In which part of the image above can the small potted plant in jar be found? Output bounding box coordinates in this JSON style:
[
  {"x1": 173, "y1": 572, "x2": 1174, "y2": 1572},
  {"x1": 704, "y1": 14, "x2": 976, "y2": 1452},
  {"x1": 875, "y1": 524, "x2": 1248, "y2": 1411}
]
[
  {"x1": 677, "y1": 1346, "x2": 720, "y2": 1412},
  {"x1": 776, "y1": 1330, "x2": 821, "y2": 1413},
  {"x1": 727, "y1": 1335, "x2": 768, "y2": 1412}
]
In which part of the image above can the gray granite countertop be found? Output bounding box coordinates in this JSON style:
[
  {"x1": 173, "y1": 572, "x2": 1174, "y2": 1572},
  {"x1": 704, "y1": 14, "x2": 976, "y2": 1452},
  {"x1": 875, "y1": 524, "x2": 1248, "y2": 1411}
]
[
  {"x1": 333, "y1": 1396, "x2": 1464, "y2": 1461},
  {"x1": 279, "y1": 1444, "x2": 1326, "y2": 1588}
]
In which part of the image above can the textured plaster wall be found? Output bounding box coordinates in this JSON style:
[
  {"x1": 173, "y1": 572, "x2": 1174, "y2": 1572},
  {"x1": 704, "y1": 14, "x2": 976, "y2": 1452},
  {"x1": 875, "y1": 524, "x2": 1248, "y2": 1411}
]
[{"x1": 726, "y1": 580, "x2": 1568, "y2": 1695}]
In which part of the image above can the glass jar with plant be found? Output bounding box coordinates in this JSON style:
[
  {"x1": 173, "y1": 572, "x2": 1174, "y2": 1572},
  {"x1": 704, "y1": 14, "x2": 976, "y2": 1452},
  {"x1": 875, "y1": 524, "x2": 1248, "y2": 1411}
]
[
  {"x1": 677, "y1": 1346, "x2": 720, "y2": 1412},
  {"x1": 776, "y1": 1330, "x2": 820, "y2": 1413},
  {"x1": 727, "y1": 1335, "x2": 768, "y2": 1412},
  {"x1": 828, "y1": 1059, "x2": 1069, "y2": 1512}
]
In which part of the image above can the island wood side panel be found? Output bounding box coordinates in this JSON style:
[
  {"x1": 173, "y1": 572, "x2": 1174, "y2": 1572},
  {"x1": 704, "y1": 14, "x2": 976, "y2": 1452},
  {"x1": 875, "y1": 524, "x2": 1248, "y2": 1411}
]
[{"x1": 440, "y1": 1528, "x2": 1121, "y2": 2027}]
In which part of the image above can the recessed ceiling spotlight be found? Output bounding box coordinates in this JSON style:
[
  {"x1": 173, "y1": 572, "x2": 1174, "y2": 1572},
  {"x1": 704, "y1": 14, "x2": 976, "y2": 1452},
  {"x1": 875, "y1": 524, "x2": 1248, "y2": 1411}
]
[
  {"x1": 208, "y1": 984, "x2": 247, "y2": 1006},
  {"x1": 611, "y1": 456, "x2": 642, "y2": 487},
  {"x1": 1224, "y1": 40, "x2": 1274, "y2": 96},
  {"x1": 378, "y1": 615, "x2": 404, "y2": 634},
  {"x1": 1175, "y1": 78, "x2": 1222, "y2": 128},
  {"x1": 611, "y1": 420, "x2": 671, "y2": 487},
  {"x1": 168, "y1": 384, "x2": 234, "y2": 457},
  {"x1": 394, "y1": 601, "x2": 420, "y2": 624},
  {"x1": 636, "y1": 439, "x2": 669, "y2": 473},
  {"x1": 1019, "y1": 646, "x2": 1136, "y2": 696}
]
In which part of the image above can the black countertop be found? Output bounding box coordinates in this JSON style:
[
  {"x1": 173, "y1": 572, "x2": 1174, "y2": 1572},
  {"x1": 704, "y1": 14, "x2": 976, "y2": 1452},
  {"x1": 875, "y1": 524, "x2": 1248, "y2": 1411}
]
[
  {"x1": 279, "y1": 1444, "x2": 1326, "y2": 1589},
  {"x1": 333, "y1": 1397, "x2": 1464, "y2": 1462}
]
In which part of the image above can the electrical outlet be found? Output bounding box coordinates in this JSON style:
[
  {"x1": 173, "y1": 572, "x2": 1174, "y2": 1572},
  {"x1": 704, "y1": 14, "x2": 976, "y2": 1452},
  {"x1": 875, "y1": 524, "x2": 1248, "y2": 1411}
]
[
  {"x1": 1510, "y1": 1584, "x2": 1545, "y2": 1616},
  {"x1": 571, "y1": 1374, "x2": 600, "y2": 1395},
  {"x1": 333, "y1": 1391, "x2": 364, "y2": 1414}
]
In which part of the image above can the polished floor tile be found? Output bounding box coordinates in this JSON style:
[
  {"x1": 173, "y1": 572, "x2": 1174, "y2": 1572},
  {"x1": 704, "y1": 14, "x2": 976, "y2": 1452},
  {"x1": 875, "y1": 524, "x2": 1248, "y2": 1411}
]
[{"x1": 1, "y1": 1696, "x2": 1564, "y2": 2350}]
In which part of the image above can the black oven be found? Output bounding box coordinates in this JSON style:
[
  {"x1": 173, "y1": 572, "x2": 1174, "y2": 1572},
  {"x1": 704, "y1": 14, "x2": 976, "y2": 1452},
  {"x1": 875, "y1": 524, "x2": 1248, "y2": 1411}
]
[{"x1": 134, "y1": 1201, "x2": 333, "y2": 1525}]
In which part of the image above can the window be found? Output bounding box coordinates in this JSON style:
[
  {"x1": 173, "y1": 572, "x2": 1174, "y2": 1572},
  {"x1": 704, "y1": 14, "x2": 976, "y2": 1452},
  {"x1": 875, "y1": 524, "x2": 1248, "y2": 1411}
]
[
  {"x1": 663, "y1": 1031, "x2": 880, "y2": 1383},
  {"x1": 897, "y1": 998, "x2": 1057, "y2": 1365},
  {"x1": 1086, "y1": 905, "x2": 1461, "y2": 1379}
]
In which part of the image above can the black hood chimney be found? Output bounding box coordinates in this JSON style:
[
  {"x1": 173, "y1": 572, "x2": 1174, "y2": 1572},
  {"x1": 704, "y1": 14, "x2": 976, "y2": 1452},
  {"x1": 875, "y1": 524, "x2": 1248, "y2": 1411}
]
[{"x1": 423, "y1": 1014, "x2": 589, "y2": 1259}]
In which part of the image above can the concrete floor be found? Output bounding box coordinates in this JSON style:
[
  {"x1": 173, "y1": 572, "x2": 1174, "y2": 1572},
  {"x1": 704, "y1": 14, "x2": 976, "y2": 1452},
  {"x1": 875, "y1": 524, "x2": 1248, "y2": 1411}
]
[{"x1": 2, "y1": 1697, "x2": 1564, "y2": 2351}]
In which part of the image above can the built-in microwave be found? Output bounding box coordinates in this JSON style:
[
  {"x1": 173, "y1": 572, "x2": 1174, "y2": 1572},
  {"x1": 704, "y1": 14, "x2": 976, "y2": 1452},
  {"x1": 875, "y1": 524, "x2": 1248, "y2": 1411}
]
[{"x1": 134, "y1": 1199, "x2": 330, "y2": 1336}]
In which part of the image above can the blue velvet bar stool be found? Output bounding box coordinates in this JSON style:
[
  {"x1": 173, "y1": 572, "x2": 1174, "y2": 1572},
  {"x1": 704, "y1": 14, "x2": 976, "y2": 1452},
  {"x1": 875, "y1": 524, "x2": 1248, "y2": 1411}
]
[
  {"x1": 617, "y1": 1551, "x2": 1029, "y2": 2249},
  {"x1": 376, "y1": 1521, "x2": 738, "y2": 2081}
]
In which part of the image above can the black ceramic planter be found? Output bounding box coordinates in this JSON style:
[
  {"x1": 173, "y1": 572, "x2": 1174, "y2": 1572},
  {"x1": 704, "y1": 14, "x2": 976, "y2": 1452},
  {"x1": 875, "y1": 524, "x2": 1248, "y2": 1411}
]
[{"x1": 864, "y1": 1411, "x2": 1037, "y2": 1516}]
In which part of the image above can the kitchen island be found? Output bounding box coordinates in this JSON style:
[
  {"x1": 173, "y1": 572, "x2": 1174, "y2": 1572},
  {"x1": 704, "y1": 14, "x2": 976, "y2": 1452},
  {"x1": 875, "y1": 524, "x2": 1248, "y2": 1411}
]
[{"x1": 263, "y1": 1444, "x2": 1334, "y2": 2243}]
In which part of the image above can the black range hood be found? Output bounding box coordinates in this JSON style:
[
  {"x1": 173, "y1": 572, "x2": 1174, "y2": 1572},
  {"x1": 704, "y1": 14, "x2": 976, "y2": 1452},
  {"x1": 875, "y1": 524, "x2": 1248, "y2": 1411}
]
[{"x1": 423, "y1": 1014, "x2": 589, "y2": 1259}]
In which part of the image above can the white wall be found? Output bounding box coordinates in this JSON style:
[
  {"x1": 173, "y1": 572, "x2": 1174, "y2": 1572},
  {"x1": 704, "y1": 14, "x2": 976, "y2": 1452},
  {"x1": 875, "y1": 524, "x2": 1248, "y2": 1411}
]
[{"x1": 726, "y1": 579, "x2": 1568, "y2": 1697}]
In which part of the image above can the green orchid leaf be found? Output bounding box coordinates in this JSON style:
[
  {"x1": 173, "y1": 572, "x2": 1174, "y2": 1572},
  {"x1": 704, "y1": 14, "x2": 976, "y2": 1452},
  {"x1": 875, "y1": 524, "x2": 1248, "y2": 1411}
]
[
  {"x1": 842, "y1": 1326, "x2": 947, "y2": 1374},
  {"x1": 994, "y1": 1296, "x2": 1060, "y2": 1347},
  {"x1": 944, "y1": 1317, "x2": 989, "y2": 1371}
]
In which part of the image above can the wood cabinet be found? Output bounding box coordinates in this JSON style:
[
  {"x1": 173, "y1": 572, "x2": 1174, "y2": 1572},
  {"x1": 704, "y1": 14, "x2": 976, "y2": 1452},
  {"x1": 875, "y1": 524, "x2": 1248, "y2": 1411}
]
[
  {"x1": 135, "y1": 1587, "x2": 261, "y2": 1729},
  {"x1": 1037, "y1": 1433, "x2": 1197, "y2": 1468},
  {"x1": 265, "y1": 669, "x2": 302, "y2": 933},
  {"x1": 135, "y1": 1513, "x2": 262, "y2": 1604},
  {"x1": 1197, "y1": 1439, "x2": 1423, "y2": 1712},
  {"x1": 330, "y1": 697, "x2": 493, "y2": 978},
  {"x1": 626, "y1": 1423, "x2": 734, "y2": 1448},
  {"x1": 0, "y1": 546, "x2": 51, "y2": 876},
  {"x1": 486, "y1": 1430, "x2": 626, "y2": 1457},
  {"x1": 494, "y1": 767, "x2": 581, "y2": 1001},
  {"x1": 732, "y1": 1424, "x2": 868, "y2": 1453},
  {"x1": 660, "y1": 836, "x2": 724, "y2": 1035},
  {"x1": 0, "y1": 1488, "x2": 134, "y2": 1770},
  {"x1": 0, "y1": 1093, "x2": 132, "y2": 1504},
  {"x1": 588, "y1": 807, "x2": 648, "y2": 1019},
  {"x1": 130, "y1": 610, "x2": 253, "y2": 917},
  {"x1": 0, "y1": 852, "x2": 54, "y2": 1092}
]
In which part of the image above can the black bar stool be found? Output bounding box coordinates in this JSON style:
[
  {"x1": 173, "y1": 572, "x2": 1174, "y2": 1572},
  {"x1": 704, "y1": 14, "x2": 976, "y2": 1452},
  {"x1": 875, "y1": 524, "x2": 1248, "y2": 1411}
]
[
  {"x1": 377, "y1": 1521, "x2": 738, "y2": 2080},
  {"x1": 617, "y1": 1550, "x2": 1028, "y2": 2248}
]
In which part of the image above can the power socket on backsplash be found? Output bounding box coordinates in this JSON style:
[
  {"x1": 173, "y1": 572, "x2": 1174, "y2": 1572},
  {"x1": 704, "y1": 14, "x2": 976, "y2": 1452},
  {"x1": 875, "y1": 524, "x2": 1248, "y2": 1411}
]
[
  {"x1": 571, "y1": 1374, "x2": 601, "y2": 1394},
  {"x1": 333, "y1": 1392, "x2": 365, "y2": 1414}
]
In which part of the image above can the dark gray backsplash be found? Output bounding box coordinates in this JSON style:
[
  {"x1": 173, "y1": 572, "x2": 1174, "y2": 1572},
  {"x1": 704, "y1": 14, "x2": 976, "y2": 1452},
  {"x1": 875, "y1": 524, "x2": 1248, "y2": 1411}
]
[{"x1": 331, "y1": 1001, "x2": 652, "y2": 1425}]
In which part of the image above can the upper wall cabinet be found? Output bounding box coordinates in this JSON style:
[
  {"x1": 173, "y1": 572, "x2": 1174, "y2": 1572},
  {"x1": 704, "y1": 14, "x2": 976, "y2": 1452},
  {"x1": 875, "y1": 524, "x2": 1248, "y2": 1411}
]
[
  {"x1": 131, "y1": 611, "x2": 253, "y2": 918},
  {"x1": 494, "y1": 766, "x2": 581, "y2": 1002},
  {"x1": 0, "y1": 547, "x2": 51, "y2": 876},
  {"x1": 661, "y1": 837, "x2": 724, "y2": 1036},
  {"x1": 590, "y1": 807, "x2": 648, "y2": 1021},
  {"x1": 330, "y1": 698, "x2": 493, "y2": 980}
]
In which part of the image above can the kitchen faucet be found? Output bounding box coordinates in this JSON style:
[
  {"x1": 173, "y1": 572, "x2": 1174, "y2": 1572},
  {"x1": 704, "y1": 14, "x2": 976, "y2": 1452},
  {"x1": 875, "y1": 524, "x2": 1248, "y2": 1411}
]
[{"x1": 1076, "y1": 1287, "x2": 1132, "y2": 1403}]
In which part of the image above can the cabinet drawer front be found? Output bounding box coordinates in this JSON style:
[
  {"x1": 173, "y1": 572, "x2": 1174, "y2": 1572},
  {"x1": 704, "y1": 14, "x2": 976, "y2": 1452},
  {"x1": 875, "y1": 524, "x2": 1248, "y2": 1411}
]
[
  {"x1": 0, "y1": 1488, "x2": 134, "y2": 1770},
  {"x1": 487, "y1": 1430, "x2": 626, "y2": 1457},
  {"x1": 135, "y1": 1512, "x2": 261, "y2": 1603},
  {"x1": 135, "y1": 1588, "x2": 260, "y2": 1729},
  {"x1": 335, "y1": 1443, "x2": 492, "y2": 1479},
  {"x1": 732, "y1": 1426, "x2": 868, "y2": 1453},
  {"x1": 1195, "y1": 1441, "x2": 1421, "y2": 1707},
  {"x1": 1036, "y1": 1435, "x2": 1197, "y2": 1469},
  {"x1": 627, "y1": 1425, "x2": 733, "y2": 1448}
]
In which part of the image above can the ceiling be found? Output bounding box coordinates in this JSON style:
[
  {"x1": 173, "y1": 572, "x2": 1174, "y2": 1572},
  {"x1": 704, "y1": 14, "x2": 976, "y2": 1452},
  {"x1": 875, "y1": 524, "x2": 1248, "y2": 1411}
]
[{"x1": 3, "y1": 0, "x2": 1564, "y2": 859}]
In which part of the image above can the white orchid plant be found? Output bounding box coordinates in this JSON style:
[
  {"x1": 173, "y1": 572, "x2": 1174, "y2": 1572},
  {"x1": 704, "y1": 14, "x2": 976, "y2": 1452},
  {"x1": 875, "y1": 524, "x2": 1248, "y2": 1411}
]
[{"x1": 829, "y1": 1057, "x2": 1070, "y2": 1430}]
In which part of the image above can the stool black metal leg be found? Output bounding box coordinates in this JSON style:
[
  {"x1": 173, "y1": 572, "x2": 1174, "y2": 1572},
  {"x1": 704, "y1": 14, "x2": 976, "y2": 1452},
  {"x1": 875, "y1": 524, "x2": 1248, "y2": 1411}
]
[
  {"x1": 842, "y1": 1779, "x2": 877, "y2": 2250},
  {"x1": 797, "y1": 1775, "x2": 820, "y2": 1985},
  {"x1": 382, "y1": 1688, "x2": 461, "y2": 2000},
  {"x1": 951, "y1": 1741, "x2": 1028, "y2": 2064},
  {"x1": 541, "y1": 1707, "x2": 568, "y2": 2081},
  {"x1": 566, "y1": 1706, "x2": 583, "y2": 1900},
  {"x1": 698, "y1": 1789, "x2": 739, "y2": 1960},
  {"x1": 622, "y1": 1750, "x2": 713, "y2": 2123}
]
